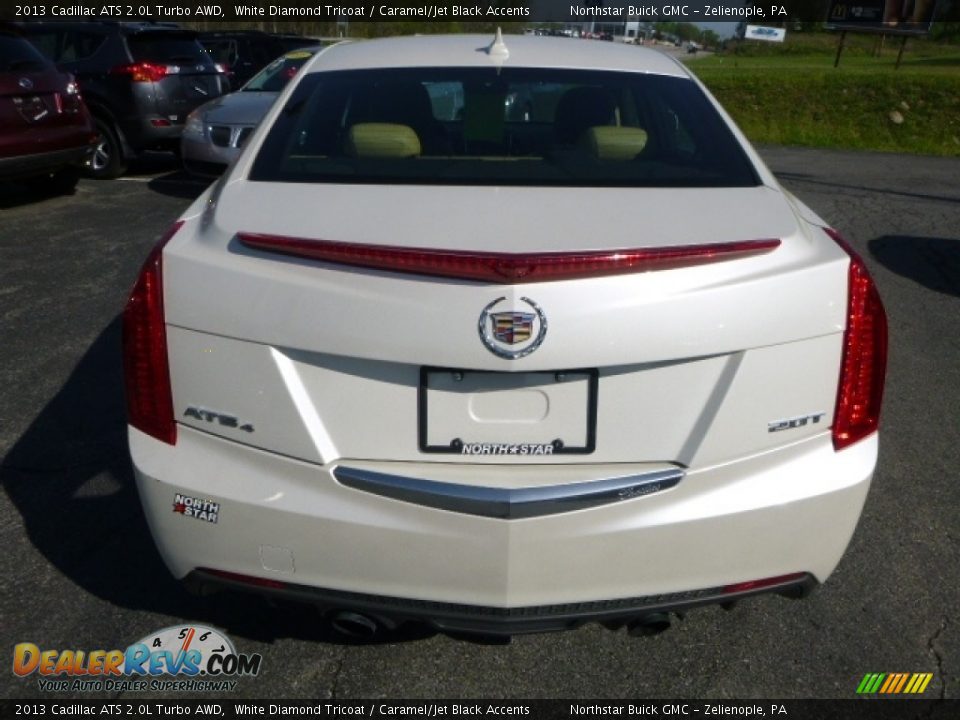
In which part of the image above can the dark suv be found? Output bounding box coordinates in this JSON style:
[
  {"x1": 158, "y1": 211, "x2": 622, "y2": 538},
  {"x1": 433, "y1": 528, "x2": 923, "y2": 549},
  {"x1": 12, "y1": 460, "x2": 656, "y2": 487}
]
[{"x1": 17, "y1": 21, "x2": 228, "y2": 178}]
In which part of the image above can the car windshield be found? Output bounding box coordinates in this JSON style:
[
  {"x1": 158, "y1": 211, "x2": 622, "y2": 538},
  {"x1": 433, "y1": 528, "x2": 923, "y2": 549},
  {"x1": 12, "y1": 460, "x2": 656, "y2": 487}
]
[
  {"x1": 0, "y1": 33, "x2": 52, "y2": 72},
  {"x1": 243, "y1": 51, "x2": 313, "y2": 92},
  {"x1": 250, "y1": 67, "x2": 760, "y2": 188}
]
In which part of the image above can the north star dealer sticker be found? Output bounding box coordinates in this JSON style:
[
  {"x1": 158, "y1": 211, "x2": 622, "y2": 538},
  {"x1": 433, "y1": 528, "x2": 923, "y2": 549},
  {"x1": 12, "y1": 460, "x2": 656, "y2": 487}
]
[
  {"x1": 172, "y1": 494, "x2": 220, "y2": 523},
  {"x1": 461, "y1": 442, "x2": 554, "y2": 456}
]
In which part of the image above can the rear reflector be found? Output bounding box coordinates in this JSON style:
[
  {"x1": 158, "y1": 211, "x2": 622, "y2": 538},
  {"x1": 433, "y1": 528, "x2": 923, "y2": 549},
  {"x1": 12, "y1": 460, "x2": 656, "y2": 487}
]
[
  {"x1": 122, "y1": 221, "x2": 183, "y2": 445},
  {"x1": 237, "y1": 234, "x2": 780, "y2": 284},
  {"x1": 826, "y1": 228, "x2": 888, "y2": 451},
  {"x1": 200, "y1": 568, "x2": 287, "y2": 590},
  {"x1": 722, "y1": 572, "x2": 807, "y2": 595}
]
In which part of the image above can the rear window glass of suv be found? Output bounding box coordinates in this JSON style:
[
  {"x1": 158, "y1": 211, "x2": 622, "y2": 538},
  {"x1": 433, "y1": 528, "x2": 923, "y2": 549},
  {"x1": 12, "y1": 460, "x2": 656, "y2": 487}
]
[
  {"x1": 250, "y1": 67, "x2": 760, "y2": 188},
  {"x1": 0, "y1": 32, "x2": 52, "y2": 72},
  {"x1": 127, "y1": 33, "x2": 214, "y2": 68}
]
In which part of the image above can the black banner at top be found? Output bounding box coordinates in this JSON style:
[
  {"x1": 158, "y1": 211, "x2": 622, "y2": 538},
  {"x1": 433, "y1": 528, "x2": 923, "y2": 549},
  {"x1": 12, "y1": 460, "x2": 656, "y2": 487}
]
[{"x1": 0, "y1": 0, "x2": 938, "y2": 25}]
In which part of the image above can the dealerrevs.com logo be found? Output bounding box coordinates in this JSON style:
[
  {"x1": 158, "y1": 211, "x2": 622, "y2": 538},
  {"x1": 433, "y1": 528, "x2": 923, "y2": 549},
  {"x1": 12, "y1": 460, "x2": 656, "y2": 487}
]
[{"x1": 13, "y1": 625, "x2": 262, "y2": 693}]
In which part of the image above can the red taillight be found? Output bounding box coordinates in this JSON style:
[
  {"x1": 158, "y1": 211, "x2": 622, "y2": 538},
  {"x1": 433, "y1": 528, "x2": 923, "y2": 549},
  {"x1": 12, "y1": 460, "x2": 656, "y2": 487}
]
[
  {"x1": 122, "y1": 221, "x2": 183, "y2": 445},
  {"x1": 237, "y1": 234, "x2": 781, "y2": 284},
  {"x1": 722, "y1": 572, "x2": 807, "y2": 594},
  {"x1": 111, "y1": 62, "x2": 169, "y2": 82},
  {"x1": 826, "y1": 228, "x2": 888, "y2": 451}
]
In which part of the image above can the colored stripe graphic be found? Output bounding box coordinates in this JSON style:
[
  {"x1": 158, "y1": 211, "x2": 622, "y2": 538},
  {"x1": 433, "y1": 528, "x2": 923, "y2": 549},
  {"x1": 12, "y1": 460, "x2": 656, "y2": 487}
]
[
  {"x1": 893, "y1": 673, "x2": 909, "y2": 693},
  {"x1": 857, "y1": 672, "x2": 933, "y2": 694},
  {"x1": 879, "y1": 674, "x2": 896, "y2": 693}
]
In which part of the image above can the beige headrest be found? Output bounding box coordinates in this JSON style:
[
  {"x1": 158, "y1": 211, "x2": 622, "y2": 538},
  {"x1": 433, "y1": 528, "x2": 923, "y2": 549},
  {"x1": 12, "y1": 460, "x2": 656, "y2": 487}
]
[
  {"x1": 346, "y1": 123, "x2": 421, "y2": 158},
  {"x1": 579, "y1": 126, "x2": 648, "y2": 160}
]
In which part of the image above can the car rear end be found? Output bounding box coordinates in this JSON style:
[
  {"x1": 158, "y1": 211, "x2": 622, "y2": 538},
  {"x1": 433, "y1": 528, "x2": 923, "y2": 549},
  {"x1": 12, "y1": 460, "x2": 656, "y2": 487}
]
[
  {"x1": 125, "y1": 36, "x2": 886, "y2": 635},
  {"x1": 0, "y1": 28, "x2": 94, "y2": 182},
  {"x1": 112, "y1": 28, "x2": 228, "y2": 152}
]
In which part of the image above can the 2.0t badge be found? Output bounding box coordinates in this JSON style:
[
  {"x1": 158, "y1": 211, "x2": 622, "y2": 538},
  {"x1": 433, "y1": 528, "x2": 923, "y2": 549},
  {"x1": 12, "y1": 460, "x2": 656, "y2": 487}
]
[{"x1": 478, "y1": 296, "x2": 547, "y2": 359}]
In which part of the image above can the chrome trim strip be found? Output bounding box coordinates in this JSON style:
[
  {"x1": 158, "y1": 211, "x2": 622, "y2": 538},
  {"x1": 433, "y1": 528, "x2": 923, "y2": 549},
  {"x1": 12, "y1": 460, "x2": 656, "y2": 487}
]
[{"x1": 333, "y1": 466, "x2": 684, "y2": 519}]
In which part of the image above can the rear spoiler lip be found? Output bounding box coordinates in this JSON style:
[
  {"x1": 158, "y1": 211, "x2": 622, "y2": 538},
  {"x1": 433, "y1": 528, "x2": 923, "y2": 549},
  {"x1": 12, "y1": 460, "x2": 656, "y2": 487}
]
[{"x1": 236, "y1": 233, "x2": 782, "y2": 284}]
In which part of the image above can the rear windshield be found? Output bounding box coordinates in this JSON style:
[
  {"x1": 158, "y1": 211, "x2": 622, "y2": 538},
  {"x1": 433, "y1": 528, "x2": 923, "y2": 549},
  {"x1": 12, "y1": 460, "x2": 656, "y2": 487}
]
[
  {"x1": 0, "y1": 32, "x2": 52, "y2": 72},
  {"x1": 128, "y1": 33, "x2": 214, "y2": 68},
  {"x1": 199, "y1": 39, "x2": 233, "y2": 65},
  {"x1": 250, "y1": 67, "x2": 760, "y2": 188}
]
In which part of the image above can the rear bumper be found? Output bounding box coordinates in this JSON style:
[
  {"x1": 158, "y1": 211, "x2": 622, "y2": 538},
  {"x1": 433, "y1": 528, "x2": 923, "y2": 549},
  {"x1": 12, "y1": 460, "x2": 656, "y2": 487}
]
[
  {"x1": 119, "y1": 116, "x2": 185, "y2": 154},
  {"x1": 132, "y1": 426, "x2": 876, "y2": 628},
  {"x1": 180, "y1": 133, "x2": 235, "y2": 177},
  {"x1": 187, "y1": 567, "x2": 817, "y2": 635},
  {"x1": 0, "y1": 143, "x2": 92, "y2": 179}
]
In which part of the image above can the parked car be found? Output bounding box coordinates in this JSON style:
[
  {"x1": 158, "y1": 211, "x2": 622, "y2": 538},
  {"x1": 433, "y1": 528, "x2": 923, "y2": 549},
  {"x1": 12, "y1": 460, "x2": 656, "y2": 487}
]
[
  {"x1": 181, "y1": 48, "x2": 320, "y2": 177},
  {"x1": 125, "y1": 33, "x2": 886, "y2": 638},
  {"x1": 17, "y1": 21, "x2": 228, "y2": 178},
  {"x1": 0, "y1": 25, "x2": 95, "y2": 192},
  {"x1": 197, "y1": 31, "x2": 287, "y2": 90}
]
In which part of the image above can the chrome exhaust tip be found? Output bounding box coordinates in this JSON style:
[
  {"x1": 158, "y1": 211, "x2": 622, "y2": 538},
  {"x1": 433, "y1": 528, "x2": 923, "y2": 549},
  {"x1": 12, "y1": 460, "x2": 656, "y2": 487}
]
[{"x1": 330, "y1": 611, "x2": 381, "y2": 640}]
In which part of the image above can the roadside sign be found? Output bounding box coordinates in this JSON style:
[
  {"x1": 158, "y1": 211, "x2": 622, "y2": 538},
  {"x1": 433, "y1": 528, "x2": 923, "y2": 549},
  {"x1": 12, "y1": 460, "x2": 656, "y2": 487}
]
[
  {"x1": 744, "y1": 25, "x2": 787, "y2": 42},
  {"x1": 826, "y1": 0, "x2": 939, "y2": 36}
]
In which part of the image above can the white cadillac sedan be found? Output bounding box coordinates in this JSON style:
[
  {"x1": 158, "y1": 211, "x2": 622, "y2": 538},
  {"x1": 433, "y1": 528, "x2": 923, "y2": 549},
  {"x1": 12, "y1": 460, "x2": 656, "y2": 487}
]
[{"x1": 125, "y1": 32, "x2": 887, "y2": 638}]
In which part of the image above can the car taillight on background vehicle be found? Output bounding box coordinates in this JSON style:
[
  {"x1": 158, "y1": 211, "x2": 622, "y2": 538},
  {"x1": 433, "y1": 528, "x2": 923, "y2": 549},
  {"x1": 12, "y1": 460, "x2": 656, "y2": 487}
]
[
  {"x1": 826, "y1": 228, "x2": 888, "y2": 451},
  {"x1": 110, "y1": 62, "x2": 172, "y2": 82},
  {"x1": 122, "y1": 221, "x2": 183, "y2": 446}
]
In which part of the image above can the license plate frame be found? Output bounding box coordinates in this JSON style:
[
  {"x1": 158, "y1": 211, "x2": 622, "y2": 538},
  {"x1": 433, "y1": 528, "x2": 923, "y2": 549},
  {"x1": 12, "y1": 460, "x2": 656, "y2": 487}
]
[{"x1": 418, "y1": 366, "x2": 598, "y2": 455}]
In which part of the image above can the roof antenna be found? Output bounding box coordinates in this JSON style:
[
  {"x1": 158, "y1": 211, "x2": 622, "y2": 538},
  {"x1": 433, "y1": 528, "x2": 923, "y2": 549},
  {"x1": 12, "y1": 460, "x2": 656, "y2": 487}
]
[{"x1": 487, "y1": 27, "x2": 509, "y2": 60}]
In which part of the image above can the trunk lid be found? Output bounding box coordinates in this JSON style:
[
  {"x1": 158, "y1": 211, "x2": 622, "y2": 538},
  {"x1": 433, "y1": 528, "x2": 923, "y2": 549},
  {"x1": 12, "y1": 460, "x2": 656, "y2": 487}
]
[{"x1": 163, "y1": 183, "x2": 848, "y2": 472}]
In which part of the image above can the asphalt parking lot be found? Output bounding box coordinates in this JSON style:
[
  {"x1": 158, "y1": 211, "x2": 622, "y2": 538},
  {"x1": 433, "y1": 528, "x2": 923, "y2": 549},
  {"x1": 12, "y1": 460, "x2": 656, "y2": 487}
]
[{"x1": 1, "y1": 147, "x2": 958, "y2": 702}]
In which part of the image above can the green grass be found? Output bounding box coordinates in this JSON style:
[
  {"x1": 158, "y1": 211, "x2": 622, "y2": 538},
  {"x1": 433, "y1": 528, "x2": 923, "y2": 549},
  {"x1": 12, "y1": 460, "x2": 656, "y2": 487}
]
[{"x1": 686, "y1": 34, "x2": 960, "y2": 156}]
